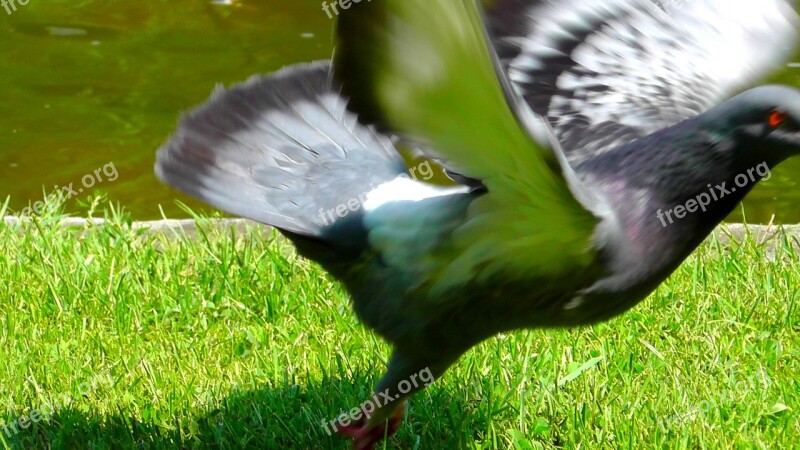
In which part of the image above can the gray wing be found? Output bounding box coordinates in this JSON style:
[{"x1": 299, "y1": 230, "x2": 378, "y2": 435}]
[
  {"x1": 155, "y1": 61, "x2": 406, "y2": 236},
  {"x1": 488, "y1": 0, "x2": 799, "y2": 164}
]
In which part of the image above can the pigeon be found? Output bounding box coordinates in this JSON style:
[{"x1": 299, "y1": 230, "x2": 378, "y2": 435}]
[{"x1": 154, "y1": 0, "x2": 800, "y2": 448}]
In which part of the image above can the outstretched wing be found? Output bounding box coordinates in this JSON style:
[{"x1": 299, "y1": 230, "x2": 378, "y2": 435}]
[
  {"x1": 334, "y1": 0, "x2": 608, "y2": 293},
  {"x1": 488, "y1": 0, "x2": 799, "y2": 163}
]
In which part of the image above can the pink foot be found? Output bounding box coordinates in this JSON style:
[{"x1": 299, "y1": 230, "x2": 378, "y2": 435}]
[{"x1": 336, "y1": 404, "x2": 405, "y2": 450}]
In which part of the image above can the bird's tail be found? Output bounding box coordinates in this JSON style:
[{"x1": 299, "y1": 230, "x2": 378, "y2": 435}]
[{"x1": 155, "y1": 61, "x2": 407, "y2": 240}]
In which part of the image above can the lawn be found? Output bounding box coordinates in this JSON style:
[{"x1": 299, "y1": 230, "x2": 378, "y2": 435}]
[{"x1": 0, "y1": 200, "x2": 798, "y2": 449}]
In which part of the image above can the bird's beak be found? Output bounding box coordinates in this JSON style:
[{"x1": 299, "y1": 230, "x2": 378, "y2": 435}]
[{"x1": 769, "y1": 128, "x2": 800, "y2": 151}]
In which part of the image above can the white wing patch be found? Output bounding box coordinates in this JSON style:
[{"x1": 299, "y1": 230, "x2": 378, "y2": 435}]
[{"x1": 363, "y1": 176, "x2": 469, "y2": 212}]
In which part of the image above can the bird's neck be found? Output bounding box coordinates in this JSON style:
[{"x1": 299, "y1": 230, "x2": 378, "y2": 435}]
[
  {"x1": 575, "y1": 118, "x2": 777, "y2": 298},
  {"x1": 581, "y1": 118, "x2": 775, "y2": 233}
]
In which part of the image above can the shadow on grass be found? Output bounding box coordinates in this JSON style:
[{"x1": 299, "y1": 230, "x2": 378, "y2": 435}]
[{"x1": 1, "y1": 378, "x2": 477, "y2": 449}]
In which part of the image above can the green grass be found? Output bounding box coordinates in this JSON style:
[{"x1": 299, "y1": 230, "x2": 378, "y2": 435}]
[{"x1": 1, "y1": 202, "x2": 798, "y2": 449}]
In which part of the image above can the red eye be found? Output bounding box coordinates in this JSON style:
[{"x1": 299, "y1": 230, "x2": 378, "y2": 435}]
[{"x1": 769, "y1": 110, "x2": 786, "y2": 127}]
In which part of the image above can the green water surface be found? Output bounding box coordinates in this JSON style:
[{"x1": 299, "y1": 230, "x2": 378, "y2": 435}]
[{"x1": 1, "y1": 0, "x2": 800, "y2": 222}]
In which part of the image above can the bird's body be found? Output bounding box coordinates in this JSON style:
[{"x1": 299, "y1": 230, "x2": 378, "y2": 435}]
[
  {"x1": 316, "y1": 85, "x2": 798, "y2": 346},
  {"x1": 155, "y1": 0, "x2": 800, "y2": 448}
]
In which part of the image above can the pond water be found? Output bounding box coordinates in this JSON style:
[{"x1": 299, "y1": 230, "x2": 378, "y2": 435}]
[{"x1": 1, "y1": 1, "x2": 799, "y2": 222}]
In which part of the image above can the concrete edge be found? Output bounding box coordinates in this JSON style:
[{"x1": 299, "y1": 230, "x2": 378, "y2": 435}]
[
  {"x1": 2, "y1": 216, "x2": 265, "y2": 237},
  {"x1": 3, "y1": 216, "x2": 800, "y2": 247}
]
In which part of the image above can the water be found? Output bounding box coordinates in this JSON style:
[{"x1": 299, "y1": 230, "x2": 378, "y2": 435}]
[{"x1": 1, "y1": 1, "x2": 799, "y2": 222}]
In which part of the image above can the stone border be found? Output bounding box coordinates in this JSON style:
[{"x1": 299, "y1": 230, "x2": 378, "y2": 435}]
[
  {"x1": 715, "y1": 223, "x2": 800, "y2": 247},
  {"x1": 2, "y1": 216, "x2": 266, "y2": 238},
  {"x1": 3, "y1": 216, "x2": 800, "y2": 247}
]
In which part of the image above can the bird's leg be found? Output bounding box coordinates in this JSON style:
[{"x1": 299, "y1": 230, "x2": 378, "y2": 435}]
[
  {"x1": 336, "y1": 351, "x2": 447, "y2": 450},
  {"x1": 336, "y1": 399, "x2": 406, "y2": 450}
]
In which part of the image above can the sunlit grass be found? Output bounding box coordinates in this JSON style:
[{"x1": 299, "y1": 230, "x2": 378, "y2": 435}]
[{"x1": 0, "y1": 201, "x2": 798, "y2": 449}]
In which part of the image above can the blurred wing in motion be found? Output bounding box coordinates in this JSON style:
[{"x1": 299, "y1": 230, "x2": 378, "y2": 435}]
[
  {"x1": 155, "y1": 62, "x2": 407, "y2": 237},
  {"x1": 488, "y1": 0, "x2": 799, "y2": 162},
  {"x1": 334, "y1": 0, "x2": 608, "y2": 293}
]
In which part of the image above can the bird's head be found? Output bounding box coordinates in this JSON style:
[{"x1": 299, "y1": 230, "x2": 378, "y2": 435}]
[{"x1": 705, "y1": 84, "x2": 800, "y2": 166}]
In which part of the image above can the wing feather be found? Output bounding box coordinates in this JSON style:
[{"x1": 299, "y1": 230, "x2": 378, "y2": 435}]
[
  {"x1": 334, "y1": 0, "x2": 605, "y2": 293},
  {"x1": 487, "y1": 0, "x2": 799, "y2": 162}
]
